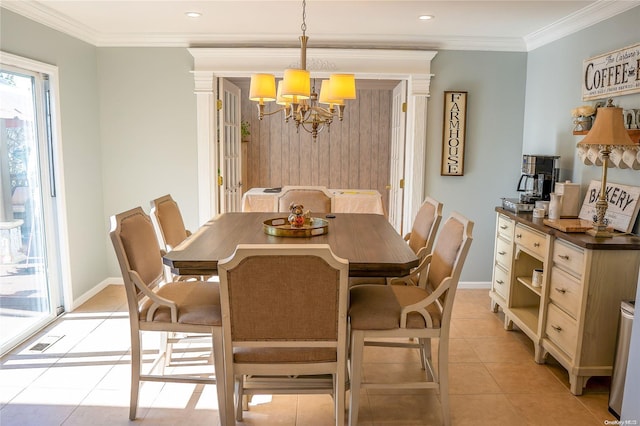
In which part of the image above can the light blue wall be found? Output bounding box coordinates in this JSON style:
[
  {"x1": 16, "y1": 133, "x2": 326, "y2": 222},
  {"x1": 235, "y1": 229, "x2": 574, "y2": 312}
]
[
  {"x1": 427, "y1": 50, "x2": 528, "y2": 283},
  {"x1": 524, "y1": 6, "x2": 640, "y2": 235},
  {"x1": 1, "y1": 9, "x2": 107, "y2": 303},
  {"x1": 97, "y1": 48, "x2": 198, "y2": 275}
]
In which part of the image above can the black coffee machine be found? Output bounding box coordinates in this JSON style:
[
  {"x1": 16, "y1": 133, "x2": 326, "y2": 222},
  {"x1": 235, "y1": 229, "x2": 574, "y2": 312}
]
[{"x1": 517, "y1": 155, "x2": 560, "y2": 203}]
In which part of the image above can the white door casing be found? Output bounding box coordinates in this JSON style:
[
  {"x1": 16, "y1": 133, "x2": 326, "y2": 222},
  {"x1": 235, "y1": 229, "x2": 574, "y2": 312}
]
[{"x1": 189, "y1": 48, "x2": 436, "y2": 228}]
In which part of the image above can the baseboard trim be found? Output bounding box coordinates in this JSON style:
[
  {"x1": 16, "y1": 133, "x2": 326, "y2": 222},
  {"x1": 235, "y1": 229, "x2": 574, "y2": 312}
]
[
  {"x1": 458, "y1": 281, "x2": 491, "y2": 290},
  {"x1": 70, "y1": 277, "x2": 123, "y2": 311}
]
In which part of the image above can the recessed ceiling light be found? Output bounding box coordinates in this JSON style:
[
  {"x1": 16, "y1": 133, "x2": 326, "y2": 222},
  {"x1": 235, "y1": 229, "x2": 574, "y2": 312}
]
[
  {"x1": 418, "y1": 15, "x2": 434, "y2": 21},
  {"x1": 185, "y1": 11, "x2": 202, "y2": 18}
]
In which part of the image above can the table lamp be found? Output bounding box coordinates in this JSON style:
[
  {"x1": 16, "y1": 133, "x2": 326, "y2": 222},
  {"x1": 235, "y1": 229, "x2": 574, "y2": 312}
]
[{"x1": 577, "y1": 99, "x2": 636, "y2": 238}]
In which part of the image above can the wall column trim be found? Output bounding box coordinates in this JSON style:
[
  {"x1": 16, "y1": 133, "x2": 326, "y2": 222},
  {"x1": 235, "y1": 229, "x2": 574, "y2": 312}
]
[
  {"x1": 192, "y1": 71, "x2": 218, "y2": 225},
  {"x1": 189, "y1": 48, "x2": 437, "y2": 228},
  {"x1": 404, "y1": 74, "x2": 433, "y2": 230}
]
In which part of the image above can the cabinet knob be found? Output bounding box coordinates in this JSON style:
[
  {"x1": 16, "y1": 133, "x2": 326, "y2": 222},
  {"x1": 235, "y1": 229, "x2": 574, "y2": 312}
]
[
  {"x1": 551, "y1": 325, "x2": 562, "y2": 332},
  {"x1": 534, "y1": 242, "x2": 540, "y2": 247},
  {"x1": 496, "y1": 280, "x2": 504, "y2": 285},
  {"x1": 500, "y1": 225, "x2": 508, "y2": 230},
  {"x1": 559, "y1": 254, "x2": 570, "y2": 260},
  {"x1": 498, "y1": 251, "x2": 506, "y2": 255},
  {"x1": 555, "y1": 288, "x2": 567, "y2": 294},
  {"x1": 516, "y1": 234, "x2": 522, "y2": 239}
]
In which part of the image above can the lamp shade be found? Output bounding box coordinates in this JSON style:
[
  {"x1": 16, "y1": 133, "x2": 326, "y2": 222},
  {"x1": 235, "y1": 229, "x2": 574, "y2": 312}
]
[
  {"x1": 329, "y1": 74, "x2": 356, "y2": 100},
  {"x1": 577, "y1": 106, "x2": 635, "y2": 147},
  {"x1": 281, "y1": 69, "x2": 311, "y2": 100},
  {"x1": 249, "y1": 74, "x2": 276, "y2": 102},
  {"x1": 318, "y1": 80, "x2": 344, "y2": 106}
]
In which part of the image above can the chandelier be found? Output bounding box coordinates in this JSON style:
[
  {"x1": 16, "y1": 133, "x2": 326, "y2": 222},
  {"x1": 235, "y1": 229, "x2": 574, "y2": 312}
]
[{"x1": 248, "y1": 0, "x2": 356, "y2": 141}]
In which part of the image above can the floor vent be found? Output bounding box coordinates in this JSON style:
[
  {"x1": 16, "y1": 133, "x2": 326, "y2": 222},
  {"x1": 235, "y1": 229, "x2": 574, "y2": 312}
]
[{"x1": 29, "y1": 335, "x2": 63, "y2": 352}]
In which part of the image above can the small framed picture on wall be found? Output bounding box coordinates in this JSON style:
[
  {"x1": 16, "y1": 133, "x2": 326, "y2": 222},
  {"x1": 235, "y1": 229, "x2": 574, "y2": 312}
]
[{"x1": 441, "y1": 91, "x2": 467, "y2": 176}]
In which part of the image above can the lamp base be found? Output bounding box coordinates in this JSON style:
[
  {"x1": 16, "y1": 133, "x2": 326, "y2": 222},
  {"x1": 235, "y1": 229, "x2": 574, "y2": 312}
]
[{"x1": 586, "y1": 227, "x2": 613, "y2": 238}]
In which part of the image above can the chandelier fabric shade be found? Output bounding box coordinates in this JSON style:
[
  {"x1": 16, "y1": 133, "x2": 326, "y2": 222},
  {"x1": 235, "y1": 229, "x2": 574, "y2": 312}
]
[
  {"x1": 281, "y1": 68, "x2": 311, "y2": 100},
  {"x1": 248, "y1": 0, "x2": 356, "y2": 140},
  {"x1": 249, "y1": 74, "x2": 276, "y2": 103},
  {"x1": 329, "y1": 74, "x2": 357, "y2": 100}
]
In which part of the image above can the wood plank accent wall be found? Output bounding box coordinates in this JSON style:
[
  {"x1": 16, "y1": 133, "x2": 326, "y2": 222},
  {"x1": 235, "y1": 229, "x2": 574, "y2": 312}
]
[{"x1": 239, "y1": 84, "x2": 393, "y2": 214}]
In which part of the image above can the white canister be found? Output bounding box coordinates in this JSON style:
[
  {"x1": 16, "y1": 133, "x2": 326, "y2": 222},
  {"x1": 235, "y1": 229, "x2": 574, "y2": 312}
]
[
  {"x1": 554, "y1": 181, "x2": 581, "y2": 217},
  {"x1": 548, "y1": 193, "x2": 562, "y2": 221},
  {"x1": 535, "y1": 201, "x2": 550, "y2": 215}
]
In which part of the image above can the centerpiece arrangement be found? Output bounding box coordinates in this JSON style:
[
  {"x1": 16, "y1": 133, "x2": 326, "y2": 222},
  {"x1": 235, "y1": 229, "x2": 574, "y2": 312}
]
[{"x1": 263, "y1": 203, "x2": 329, "y2": 237}]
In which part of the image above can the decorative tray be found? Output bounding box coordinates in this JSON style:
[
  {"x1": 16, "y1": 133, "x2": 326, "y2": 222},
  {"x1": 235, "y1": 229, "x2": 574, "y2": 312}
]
[{"x1": 263, "y1": 217, "x2": 329, "y2": 237}]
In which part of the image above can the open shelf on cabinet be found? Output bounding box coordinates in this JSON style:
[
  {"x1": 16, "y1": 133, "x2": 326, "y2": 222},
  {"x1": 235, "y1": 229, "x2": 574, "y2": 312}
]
[
  {"x1": 510, "y1": 306, "x2": 539, "y2": 334},
  {"x1": 516, "y1": 276, "x2": 542, "y2": 296}
]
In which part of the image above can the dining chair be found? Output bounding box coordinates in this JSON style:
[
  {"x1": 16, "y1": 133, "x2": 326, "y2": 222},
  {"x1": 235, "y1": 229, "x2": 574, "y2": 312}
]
[
  {"x1": 349, "y1": 196, "x2": 443, "y2": 287},
  {"x1": 347, "y1": 212, "x2": 474, "y2": 426},
  {"x1": 275, "y1": 185, "x2": 334, "y2": 213},
  {"x1": 110, "y1": 206, "x2": 227, "y2": 424},
  {"x1": 150, "y1": 194, "x2": 213, "y2": 281},
  {"x1": 218, "y1": 244, "x2": 349, "y2": 425}
]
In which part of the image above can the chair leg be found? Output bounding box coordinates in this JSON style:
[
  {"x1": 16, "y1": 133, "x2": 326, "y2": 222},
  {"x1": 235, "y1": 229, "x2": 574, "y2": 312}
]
[
  {"x1": 212, "y1": 328, "x2": 230, "y2": 426},
  {"x1": 235, "y1": 375, "x2": 244, "y2": 421},
  {"x1": 129, "y1": 330, "x2": 142, "y2": 420},
  {"x1": 438, "y1": 339, "x2": 450, "y2": 426},
  {"x1": 348, "y1": 330, "x2": 365, "y2": 426},
  {"x1": 335, "y1": 371, "x2": 346, "y2": 426},
  {"x1": 419, "y1": 338, "x2": 433, "y2": 380}
]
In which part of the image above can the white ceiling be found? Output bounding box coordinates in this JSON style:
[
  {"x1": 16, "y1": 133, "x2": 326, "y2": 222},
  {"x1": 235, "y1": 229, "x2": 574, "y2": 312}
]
[{"x1": 2, "y1": 0, "x2": 638, "y2": 52}]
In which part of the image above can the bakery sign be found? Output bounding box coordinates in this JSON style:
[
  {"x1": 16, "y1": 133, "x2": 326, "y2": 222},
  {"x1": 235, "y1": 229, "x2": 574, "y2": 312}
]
[
  {"x1": 578, "y1": 180, "x2": 640, "y2": 233},
  {"x1": 582, "y1": 43, "x2": 640, "y2": 101}
]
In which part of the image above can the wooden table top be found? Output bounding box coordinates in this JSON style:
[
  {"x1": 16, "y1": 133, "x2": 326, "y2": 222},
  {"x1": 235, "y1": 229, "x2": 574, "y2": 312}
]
[{"x1": 163, "y1": 212, "x2": 419, "y2": 277}]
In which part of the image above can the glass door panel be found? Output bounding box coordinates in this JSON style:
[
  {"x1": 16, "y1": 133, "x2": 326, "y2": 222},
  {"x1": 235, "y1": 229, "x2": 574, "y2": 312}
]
[{"x1": 0, "y1": 68, "x2": 61, "y2": 355}]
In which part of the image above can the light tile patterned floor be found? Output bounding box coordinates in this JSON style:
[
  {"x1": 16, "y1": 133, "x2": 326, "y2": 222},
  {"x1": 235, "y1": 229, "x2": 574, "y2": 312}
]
[{"x1": 0, "y1": 286, "x2": 615, "y2": 425}]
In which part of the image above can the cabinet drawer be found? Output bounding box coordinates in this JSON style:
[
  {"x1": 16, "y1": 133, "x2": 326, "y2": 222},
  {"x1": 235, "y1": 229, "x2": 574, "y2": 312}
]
[
  {"x1": 493, "y1": 264, "x2": 510, "y2": 300},
  {"x1": 497, "y1": 215, "x2": 514, "y2": 240},
  {"x1": 494, "y1": 236, "x2": 513, "y2": 269},
  {"x1": 514, "y1": 224, "x2": 548, "y2": 259},
  {"x1": 549, "y1": 267, "x2": 582, "y2": 319},
  {"x1": 545, "y1": 303, "x2": 578, "y2": 358},
  {"x1": 553, "y1": 240, "x2": 585, "y2": 278}
]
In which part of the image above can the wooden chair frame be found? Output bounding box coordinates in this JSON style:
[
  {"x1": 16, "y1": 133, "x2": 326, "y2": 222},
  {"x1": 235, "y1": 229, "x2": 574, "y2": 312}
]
[
  {"x1": 218, "y1": 244, "x2": 349, "y2": 426},
  {"x1": 110, "y1": 206, "x2": 227, "y2": 424},
  {"x1": 348, "y1": 212, "x2": 473, "y2": 426}
]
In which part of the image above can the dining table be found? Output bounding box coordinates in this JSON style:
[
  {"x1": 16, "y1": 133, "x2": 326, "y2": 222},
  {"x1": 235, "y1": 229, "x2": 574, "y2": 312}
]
[{"x1": 162, "y1": 212, "x2": 418, "y2": 278}]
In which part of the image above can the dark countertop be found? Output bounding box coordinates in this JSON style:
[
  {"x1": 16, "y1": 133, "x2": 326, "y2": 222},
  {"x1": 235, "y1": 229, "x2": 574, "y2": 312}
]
[{"x1": 495, "y1": 207, "x2": 640, "y2": 250}]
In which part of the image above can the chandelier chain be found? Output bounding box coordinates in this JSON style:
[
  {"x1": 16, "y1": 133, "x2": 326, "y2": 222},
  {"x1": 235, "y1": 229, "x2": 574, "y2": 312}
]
[{"x1": 301, "y1": 0, "x2": 307, "y2": 35}]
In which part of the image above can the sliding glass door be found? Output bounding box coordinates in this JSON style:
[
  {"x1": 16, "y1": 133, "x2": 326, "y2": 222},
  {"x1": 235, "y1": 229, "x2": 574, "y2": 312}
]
[{"x1": 0, "y1": 63, "x2": 64, "y2": 355}]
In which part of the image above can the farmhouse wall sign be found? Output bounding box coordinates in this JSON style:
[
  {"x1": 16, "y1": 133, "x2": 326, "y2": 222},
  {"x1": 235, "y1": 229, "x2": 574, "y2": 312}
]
[
  {"x1": 441, "y1": 91, "x2": 467, "y2": 176},
  {"x1": 582, "y1": 43, "x2": 640, "y2": 101}
]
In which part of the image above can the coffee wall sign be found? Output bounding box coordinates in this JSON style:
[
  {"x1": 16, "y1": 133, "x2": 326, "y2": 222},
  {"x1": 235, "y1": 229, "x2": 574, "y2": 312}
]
[
  {"x1": 441, "y1": 91, "x2": 467, "y2": 176},
  {"x1": 582, "y1": 43, "x2": 640, "y2": 101}
]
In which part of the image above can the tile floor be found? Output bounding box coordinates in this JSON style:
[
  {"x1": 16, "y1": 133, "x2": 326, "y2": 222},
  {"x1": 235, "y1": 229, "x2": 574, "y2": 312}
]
[{"x1": 0, "y1": 285, "x2": 615, "y2": 425}]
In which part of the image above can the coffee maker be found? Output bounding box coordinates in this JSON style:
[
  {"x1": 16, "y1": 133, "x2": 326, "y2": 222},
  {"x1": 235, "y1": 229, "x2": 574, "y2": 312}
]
[
  {"x1": 502, "y1": 154, "x2": 560, "y2": 213},
  {"x1": 517, "y1": 155, "x2": 560, "y2": 203}
]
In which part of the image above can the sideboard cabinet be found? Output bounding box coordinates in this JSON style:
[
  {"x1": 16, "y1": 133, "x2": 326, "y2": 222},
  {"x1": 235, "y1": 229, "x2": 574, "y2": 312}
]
[{"x1": 490, "y1": 208, "x2": 640, "y2": 395}]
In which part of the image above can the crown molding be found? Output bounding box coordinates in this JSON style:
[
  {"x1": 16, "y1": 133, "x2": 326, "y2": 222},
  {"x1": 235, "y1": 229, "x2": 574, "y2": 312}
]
[
  {"x1": 524, "y1": 0, "x2": 640, "y2": 51},
  {"x1": 2, "y1": 1, "x2": 637, "y2": 52},
  {"x1": 2, "y1": 1, "x2": 100, "y2": 45}
]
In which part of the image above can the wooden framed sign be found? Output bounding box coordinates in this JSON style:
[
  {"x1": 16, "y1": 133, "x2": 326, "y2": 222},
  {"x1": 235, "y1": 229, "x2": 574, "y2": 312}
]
[
  {"x1": 582, "y1": 43, "x2": 640, "y2": 101},
  {"x1": 578, "y1": 180, "x2": 640, "y2": 233},
  {"x1": 441, "y1": 91, "x2": 467, "y2": 176}
]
